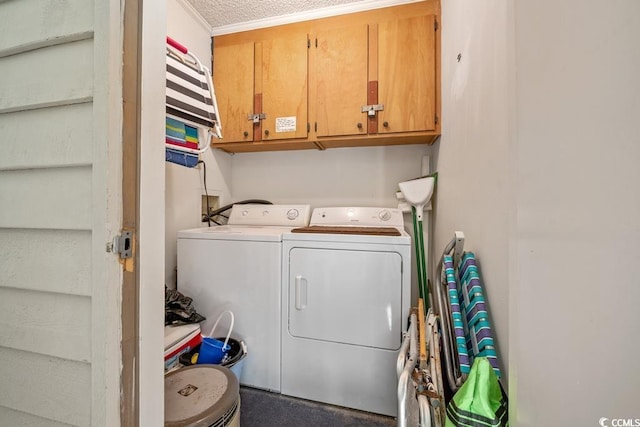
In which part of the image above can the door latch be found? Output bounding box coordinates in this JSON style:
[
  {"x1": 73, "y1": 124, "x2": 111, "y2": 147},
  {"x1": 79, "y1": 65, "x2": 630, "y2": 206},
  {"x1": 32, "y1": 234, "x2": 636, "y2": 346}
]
[
  {"x1": 247, "y1": 113, "x2": 266, "y2": 124},
  {"x1": 107, "y1": 230, "x2": 133, "y2": 259},
  {"x1": 361, "y1": 104, "x2": 384, "y2": 117}
]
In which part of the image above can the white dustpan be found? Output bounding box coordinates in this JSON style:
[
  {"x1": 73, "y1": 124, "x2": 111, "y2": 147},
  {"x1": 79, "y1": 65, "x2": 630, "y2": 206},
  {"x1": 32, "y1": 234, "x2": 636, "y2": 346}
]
[{"x1": 398, "y1": 176, "x2": 435, "y2": 221}]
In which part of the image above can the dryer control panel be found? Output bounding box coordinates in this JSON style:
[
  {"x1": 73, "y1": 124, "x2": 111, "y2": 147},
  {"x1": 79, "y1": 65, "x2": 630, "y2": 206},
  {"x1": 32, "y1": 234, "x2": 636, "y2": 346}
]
[
  {"x1": 310, "y1": 207, "x2": 404, "y2": 228},
  {"x1": 228, "y1": 204, "x2": 312, "y2": 227}
]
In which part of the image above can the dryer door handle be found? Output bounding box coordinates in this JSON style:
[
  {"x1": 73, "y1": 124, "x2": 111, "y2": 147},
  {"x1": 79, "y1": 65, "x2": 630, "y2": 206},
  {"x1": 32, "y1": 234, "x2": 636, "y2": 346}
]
[{"x1": 295, "y1": 275, "x2": 307, "y2": 310}]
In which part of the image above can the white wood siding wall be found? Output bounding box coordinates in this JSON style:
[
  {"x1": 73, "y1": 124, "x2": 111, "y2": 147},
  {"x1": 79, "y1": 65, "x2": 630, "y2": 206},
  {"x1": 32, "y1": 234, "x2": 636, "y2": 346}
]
[{"x1": 0, "y1": 0, "x2": 123, "y2": 426}]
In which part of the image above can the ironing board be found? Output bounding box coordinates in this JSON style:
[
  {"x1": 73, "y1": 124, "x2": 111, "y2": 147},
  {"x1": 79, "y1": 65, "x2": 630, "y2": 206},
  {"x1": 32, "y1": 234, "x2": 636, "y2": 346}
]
[{"x1": 165, "y1": 36, "x2": 222, "y2": 167}]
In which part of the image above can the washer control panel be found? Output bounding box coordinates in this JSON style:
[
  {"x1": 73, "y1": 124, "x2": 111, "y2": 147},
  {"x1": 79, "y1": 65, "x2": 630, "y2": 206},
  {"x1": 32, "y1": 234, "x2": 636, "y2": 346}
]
[
  {"x1": 228, "y1": 204, "x2": 312, "y2": 227},
  {"x1": 310, "y1": 207, "x2": 404, "y2": 228}
]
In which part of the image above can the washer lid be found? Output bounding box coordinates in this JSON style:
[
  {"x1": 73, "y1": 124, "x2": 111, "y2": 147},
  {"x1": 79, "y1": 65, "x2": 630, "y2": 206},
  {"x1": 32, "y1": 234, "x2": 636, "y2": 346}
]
[{"x1": 165, "y1": 365, "x2": 239, "y2": 426}]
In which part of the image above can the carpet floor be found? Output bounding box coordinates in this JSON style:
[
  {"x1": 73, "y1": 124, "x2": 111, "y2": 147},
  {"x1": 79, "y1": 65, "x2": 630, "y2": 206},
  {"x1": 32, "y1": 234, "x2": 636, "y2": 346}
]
[{"x1": 239, "y1": 387, "x2": 396, "y2": 427}]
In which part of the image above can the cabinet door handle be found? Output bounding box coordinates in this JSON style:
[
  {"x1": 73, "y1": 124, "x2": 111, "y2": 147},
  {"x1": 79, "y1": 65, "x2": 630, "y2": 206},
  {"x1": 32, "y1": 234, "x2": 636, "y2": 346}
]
[
  {"x1": 383, "y1": 121, "x2": 389, "y2": 128},
  {"x1": 244, "y1": 131, "x2": 249, "y2": 137},
  {"x1": 264, "y1": 129, "x2": 270, "y2": 136},
  {"x1": 295, "y1": 275, "x2": 307, "y2": 310},
  {"x1": 357, "y1": 123, "x2": 363, "y2": 129}
]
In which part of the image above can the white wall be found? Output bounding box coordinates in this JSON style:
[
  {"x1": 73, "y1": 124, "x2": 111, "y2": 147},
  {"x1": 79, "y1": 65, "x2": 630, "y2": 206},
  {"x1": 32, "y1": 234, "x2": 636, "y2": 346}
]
[
  {"x1": 231, "y1": 145, "x2": 431, "y2": 207},
  {"x1": 512, "y1": 0, "x2": 640, "y2": 425},
  {"x1": 434, "y1": 0, "x2": 512, "y2": 382},
  {"x1": 437, "y1": 3, "x2": 640, "y2": 424},
  {"x1": 165, "y1": 0, "x2": 233, "y2": 288},
  {"x1": 140, "y1": 0, "x2": 167, "y2": 424}
]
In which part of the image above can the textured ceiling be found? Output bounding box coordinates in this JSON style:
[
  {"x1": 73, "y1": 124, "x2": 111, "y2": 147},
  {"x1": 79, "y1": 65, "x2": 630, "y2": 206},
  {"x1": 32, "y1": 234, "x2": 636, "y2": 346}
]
[{"x1": 186, "y1": 0, "x2": 368, "y2": 29}]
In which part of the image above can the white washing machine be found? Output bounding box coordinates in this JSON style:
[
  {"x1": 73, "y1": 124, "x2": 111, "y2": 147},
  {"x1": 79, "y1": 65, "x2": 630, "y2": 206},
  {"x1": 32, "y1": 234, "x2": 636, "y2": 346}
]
[
  {"x1": 177, "y1": 204, "x2": 311, "y2": 392},
  {"x1": 280, "y1": 207, "x2": 412, "y2": 417}
]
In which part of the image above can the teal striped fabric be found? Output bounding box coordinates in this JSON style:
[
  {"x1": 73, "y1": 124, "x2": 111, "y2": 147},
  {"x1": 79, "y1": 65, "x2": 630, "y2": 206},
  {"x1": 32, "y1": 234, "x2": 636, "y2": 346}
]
[
  {"x1": 444, "y1": 252, "x2": 501, "y2": 379},
  {"x1": 444, "y1": 255, "x2": 470, "y2": 373}
]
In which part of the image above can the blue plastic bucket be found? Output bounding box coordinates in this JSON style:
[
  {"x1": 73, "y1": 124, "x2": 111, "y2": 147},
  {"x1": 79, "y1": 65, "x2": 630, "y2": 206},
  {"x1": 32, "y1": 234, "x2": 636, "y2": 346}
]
[
  {"x1": 217, "y1": 337, "x2": 247, "y2": 380},
  {"x1": 197, "y1": 337, "x2": 230, "y2": 364}
]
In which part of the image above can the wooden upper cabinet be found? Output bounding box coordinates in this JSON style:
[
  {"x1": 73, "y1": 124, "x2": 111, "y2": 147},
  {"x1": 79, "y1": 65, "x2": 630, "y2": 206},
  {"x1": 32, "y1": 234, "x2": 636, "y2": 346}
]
[
  {"x1": 259, "y1": 34, "x2": 309, "y2": 141},
  {"x1": 211, "y1": 1, "x2": 440, "y2": 152},
  {"x1": 377, "y1": 15, "x2": 437, "y2": 134},
  {"x1": 213, "y1": 41, "x2": 255, "y2": 143},
  {"x1": 213, "y1": 33, "x2": 308, "y2": 144},
  {"x1": 314, "y1": 24, "x2": 368, "y2": 138},
  {"x1": 314, "y1": 14, "x2": 437, "y2": 138}
]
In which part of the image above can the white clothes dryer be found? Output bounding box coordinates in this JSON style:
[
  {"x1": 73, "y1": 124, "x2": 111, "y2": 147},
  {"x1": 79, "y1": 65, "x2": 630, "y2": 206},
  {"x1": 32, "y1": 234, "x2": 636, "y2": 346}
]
[
  {"x1": 280, "y1": 207, "x2": 412, "y2": 417},
  {"x1": 177, "y1": 204, "x2": 310, "y2": 392}
]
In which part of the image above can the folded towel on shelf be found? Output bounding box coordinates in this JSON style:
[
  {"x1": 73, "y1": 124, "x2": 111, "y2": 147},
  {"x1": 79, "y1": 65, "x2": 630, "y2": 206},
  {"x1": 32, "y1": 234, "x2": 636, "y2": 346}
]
[
  {"x1": 166, "y1": 116, "x2": 186, "y2": 140},
  {"x1": 165, "y1": 117, "x2": 199, "y2": 150},
  {"x1": 185, "y1": 124, "x2": 198, "y2": 145},
  {"x1": 165, "y1": 147, "x2": 199, "y2": 168}
]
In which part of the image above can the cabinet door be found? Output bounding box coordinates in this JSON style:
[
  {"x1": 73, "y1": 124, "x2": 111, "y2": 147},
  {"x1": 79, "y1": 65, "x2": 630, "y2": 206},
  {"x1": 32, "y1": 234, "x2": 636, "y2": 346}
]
[
  {"x1": 213, "y1": 41, "x2": 255, "y2": 143},
  {"x1": 314, "y1": 25, "x2": 368, "y2": 137},
  {"x1": 259, "y1": 34, "x2": 308, "y2": 141},
  {"x1": 377, "y1": 15, "x2": 436, "y2": 134}
]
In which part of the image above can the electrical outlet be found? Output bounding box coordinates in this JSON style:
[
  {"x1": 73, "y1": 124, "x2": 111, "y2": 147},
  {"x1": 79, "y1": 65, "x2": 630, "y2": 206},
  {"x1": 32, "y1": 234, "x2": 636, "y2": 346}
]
[{"x1": 201, "y1": 195, "x2": 219, "y2": 222}]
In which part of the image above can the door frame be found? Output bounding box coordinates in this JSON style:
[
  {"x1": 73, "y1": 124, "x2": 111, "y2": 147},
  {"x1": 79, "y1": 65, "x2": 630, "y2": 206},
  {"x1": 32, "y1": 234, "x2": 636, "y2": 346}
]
[
  {"x1": 121, "y1": 0, "x2": 141, "y2": 423},
  {"x1": 122, "y1": 0, "x2": 167, "y2": 425}
]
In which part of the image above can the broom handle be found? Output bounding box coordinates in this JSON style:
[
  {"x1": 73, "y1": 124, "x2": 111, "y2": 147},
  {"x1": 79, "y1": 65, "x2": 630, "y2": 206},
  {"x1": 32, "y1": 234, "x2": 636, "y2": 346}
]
[
  {"x1": 418, "y1": 298, "x2": 428, "y2": 368},
  {"x1": 411, "y1": 207, "x2": 424, "y2": 301},
  {"x1": 412, "y1": 206, "x2": 429, "y2": 306},
  {"x1": 417, "y1": 218, "x2": 428, "y2": 308}
]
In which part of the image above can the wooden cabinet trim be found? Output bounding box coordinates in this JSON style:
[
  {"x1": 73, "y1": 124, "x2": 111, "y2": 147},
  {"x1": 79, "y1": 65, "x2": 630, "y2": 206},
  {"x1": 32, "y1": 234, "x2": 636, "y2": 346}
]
[
  {"x1": 367, "y1": 81, "x2": 378, "y2": 134},
  {"x1": 253, "y1": 93, "x2": 262, "y2": 141}
]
